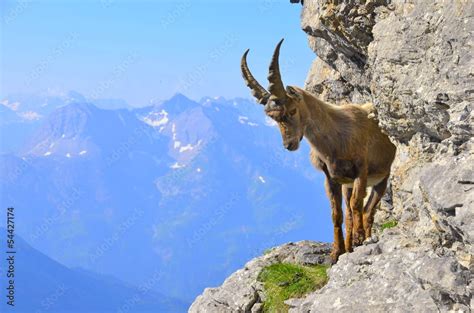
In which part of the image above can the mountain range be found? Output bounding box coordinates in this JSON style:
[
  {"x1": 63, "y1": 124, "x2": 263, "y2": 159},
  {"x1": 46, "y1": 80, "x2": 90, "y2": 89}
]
[{"x1": 0, "y1": 91, "x2": 331, "y2": 308}]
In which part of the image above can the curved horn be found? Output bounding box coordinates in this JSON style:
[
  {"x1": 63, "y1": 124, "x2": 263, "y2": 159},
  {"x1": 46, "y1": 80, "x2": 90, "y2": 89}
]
[
  {"x1": 267, "y1": 38, "x2": 287, "y2": 100},
  {"x1": 241, "y1": 49, "x2": 270, "y2": 105}
]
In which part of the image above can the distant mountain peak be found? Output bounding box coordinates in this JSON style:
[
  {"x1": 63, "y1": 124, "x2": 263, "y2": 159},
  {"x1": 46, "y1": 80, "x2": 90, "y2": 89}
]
[
  {"x1": 62, "y1": 100, "x2": 98, "y2": 112},
  {"x1": 66, "y1": 90, "x2": 87, "y2": 104},
  {"x1": 158, "y1": 93, "x2": 200, "y2": 115},
  {"x1": 170, "y1": 92, "x2": 191, "y2": 101}
]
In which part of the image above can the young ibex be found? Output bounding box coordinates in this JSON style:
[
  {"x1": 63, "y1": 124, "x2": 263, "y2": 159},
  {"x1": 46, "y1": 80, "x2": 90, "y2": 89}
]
[{"x1": 241, "y1": 39, "x2": 396, "y2": 263}]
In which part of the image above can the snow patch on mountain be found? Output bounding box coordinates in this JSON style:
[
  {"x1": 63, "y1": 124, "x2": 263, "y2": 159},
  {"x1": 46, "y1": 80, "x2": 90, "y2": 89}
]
[
  {"x1": 172, "y1": 123, "x2": 177, "y2": 140},
  {"x1": 142, "y1": 109, "x2": 169, "y2": 127},
  {"x1": 18, "y1": 111, "x2": 42, "y2": 121},
  {"x1": 238, "y1": 115, "x2": 259, "y2": 127},
  {"x1": 238, "y1": 116, "x2": 248, "y2": 124},
  {"x1": 179, "y1": 143, "x2": 193, "y2": 153},
  {"x1": 178, "y1": 140, "x2": 202, "y2": 153},
  {"x1": 1, "y1": 99, "x2": 20, "y2": 111},
  {"x1": 170, "y1": 162, "x2": 185, "y2": 169}
]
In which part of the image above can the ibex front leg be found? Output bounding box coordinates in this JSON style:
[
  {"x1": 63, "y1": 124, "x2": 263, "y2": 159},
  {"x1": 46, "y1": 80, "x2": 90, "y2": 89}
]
[
  {"x1": 324, "y1": 178, "x2": 345, "y2": 263},
  {"x1": 351, "y1": 161, "x2": 368, "y2": 246}
]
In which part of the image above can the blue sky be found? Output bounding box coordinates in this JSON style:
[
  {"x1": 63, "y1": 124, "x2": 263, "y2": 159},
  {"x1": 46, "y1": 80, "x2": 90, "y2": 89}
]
[{"x1": 1, "y1": 0, "x2": 314, "y2": 106}]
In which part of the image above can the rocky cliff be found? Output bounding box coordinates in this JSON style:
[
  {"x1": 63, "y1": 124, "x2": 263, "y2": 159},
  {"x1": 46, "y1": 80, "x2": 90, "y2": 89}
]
[{"x1": 190, "y1": 1, "x2": 473, "y2": 312}]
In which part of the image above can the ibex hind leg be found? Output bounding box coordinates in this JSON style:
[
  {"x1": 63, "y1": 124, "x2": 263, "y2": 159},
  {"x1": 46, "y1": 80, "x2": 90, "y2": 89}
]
[
  {"x1": 350, "y1": 174, "x2": 367, "y2": 247},
  {"x1": 342, "y1": 186, "x2": 353, "y2": 253},
  {"x1": 363, "y1": 176, "x2": 389, "y2": 238}
]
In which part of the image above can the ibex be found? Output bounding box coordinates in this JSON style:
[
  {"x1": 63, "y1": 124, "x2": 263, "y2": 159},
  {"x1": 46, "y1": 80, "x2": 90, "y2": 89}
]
[{"x1": 241, "y1": 39, "x2": 396, "y2": 263}]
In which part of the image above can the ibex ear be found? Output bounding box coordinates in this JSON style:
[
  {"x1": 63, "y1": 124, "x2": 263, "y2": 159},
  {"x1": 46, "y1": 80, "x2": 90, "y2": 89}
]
[{"x1": 286, "y1": 86, "x2": 303, "y2": 101}]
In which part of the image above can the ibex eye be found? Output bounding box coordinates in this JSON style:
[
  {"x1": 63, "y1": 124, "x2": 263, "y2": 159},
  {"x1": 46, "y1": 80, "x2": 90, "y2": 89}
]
[{"x1": 289, "y1": 108, "x2": 297, "y2": 116}]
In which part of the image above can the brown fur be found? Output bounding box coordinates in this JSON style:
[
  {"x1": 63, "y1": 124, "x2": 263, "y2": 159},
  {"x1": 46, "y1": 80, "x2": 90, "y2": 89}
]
[{"x1": 270, "y1": 86, "x2": 396, "y2": 263}]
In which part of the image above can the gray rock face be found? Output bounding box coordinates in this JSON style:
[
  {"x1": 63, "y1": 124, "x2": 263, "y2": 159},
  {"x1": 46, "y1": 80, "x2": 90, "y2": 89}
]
[
  {"x1": 369, "y1": 1, "x2": 473, "y2": 146},
  {"x1": 188, "y1": 241, "x2": 331, "y2": 313},
  {"x1": 190, "y1": 1, "x2": 473, "y2": 312},
  {"x1": 293, "y1": 0, "x2": 473, "y2": 312},
  {"x1": 301, "y1": 0, "x2": 390, "y2": 103}
]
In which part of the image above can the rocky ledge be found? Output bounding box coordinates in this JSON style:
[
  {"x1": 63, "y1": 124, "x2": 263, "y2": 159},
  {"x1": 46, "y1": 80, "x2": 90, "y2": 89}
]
[{"x1": 189, "y1": 241, "x2": 332, "y2": 312}]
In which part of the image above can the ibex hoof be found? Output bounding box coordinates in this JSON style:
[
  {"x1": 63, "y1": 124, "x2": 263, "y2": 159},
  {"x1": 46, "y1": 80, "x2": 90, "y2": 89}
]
[
  {"x1": 352, "y1": 231, "x2": 365, "y2": 247},
  {"x1": 330, "y1": 249, "x2": 344, "y2": 264}
]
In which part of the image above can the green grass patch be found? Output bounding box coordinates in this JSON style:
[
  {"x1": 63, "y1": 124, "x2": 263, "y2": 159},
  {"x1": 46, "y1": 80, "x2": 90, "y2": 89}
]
[
  {"x1": 381, "y1": 220, "x2": 398, "y2": 231},
  {"x1": 257, "y1": 263, "x2": 328, "y2": 313}
]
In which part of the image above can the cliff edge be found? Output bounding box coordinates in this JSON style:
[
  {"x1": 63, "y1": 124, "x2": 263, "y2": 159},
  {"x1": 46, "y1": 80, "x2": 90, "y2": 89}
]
[{"x1": 190, "y1": 1, "x2": 473, "y2": 312}]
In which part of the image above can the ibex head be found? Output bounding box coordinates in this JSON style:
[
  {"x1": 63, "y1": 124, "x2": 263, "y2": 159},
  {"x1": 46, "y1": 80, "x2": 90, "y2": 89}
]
[{"x1": 241, "y1": 39, "x2": 306, "y2": 151}]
